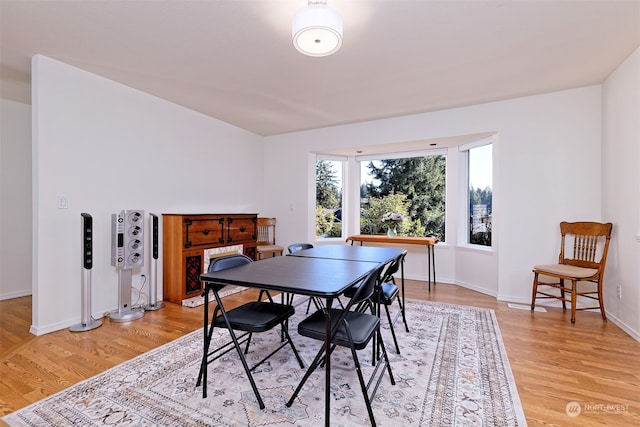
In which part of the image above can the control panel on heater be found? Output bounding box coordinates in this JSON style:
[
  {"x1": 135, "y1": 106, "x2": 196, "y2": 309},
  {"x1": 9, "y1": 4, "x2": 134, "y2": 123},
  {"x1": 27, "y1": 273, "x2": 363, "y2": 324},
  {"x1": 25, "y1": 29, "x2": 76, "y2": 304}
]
[
  {"x1": 81, "y1": 213, "x2": 93, "y2": 270},
  {"x1": 111, "y1": 209, "x2": 144, "y2": 269}
]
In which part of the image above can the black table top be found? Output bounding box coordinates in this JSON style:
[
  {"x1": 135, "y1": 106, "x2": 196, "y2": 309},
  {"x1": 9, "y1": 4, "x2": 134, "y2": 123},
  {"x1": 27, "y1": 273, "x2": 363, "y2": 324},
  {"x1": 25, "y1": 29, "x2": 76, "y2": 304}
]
[
  {"x1": 288, "y1": 244, "x2": 405, "y2": 264},
  {"x1": 200, "y1": 255, "x2": 378, "y2": 298}
]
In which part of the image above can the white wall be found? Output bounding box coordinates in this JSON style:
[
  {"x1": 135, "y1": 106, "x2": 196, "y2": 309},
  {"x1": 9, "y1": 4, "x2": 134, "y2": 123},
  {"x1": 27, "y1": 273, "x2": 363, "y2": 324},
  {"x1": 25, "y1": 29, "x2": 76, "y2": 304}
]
[
  {"x1": 0, "y1": 98, "x2": 32, "y2": 299},
  {"x1": 263, "y1": 86, "x2": 603, "y2": 307},
  {"x1": 601, "y1": 47, "x2": 640, "y2": 339},
  {"x1": 31, "y1": 55, "x2": 264, "y2": 334}
]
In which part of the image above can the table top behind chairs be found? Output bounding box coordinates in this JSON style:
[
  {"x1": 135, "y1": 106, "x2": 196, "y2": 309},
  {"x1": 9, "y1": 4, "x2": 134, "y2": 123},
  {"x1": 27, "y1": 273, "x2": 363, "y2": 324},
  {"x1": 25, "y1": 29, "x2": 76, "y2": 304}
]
[
  {"x1": 287, "y1": 244, "x2": 405, "y2": 264},
  {"x1": 346, "y1": 234, "x2": 438, "y2": 291},
  {"x1": 345, "y1": 234, "x2": 438, "y2": 246},
  {"x1": 200, "y1": 254, "x2": 382, "y2": 426}
]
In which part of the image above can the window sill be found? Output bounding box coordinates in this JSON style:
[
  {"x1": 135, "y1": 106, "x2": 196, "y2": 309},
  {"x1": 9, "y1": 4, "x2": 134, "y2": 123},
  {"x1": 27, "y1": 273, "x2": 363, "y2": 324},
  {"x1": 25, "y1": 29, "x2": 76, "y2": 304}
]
[{"x1": 456, "y1": 244, "x2": 495, "y2": 254}]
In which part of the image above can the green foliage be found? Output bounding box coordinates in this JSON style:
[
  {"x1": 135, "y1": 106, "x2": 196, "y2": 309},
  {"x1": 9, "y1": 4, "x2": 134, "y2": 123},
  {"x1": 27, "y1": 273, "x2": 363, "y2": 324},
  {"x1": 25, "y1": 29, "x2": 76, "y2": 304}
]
[
  {"x1": 406, "y1": 217, "x2": 426, "y2": 237},
  {"x1": 327, "y1": 222, "x2": 343, "y2": 238},
  {"x1": 315, "y1": 160, "x2": 344, "y2": 238},
  {"x1": 316, "y1": 161, "x2": 340, "y2": 209},
  {"x1": 362, "y1": 155, "x2": 446, "y2": 239},
  {"x1": 315, "y1": 206, "x2": 334, "y2": 237},
  {"x1": 361, "y1": 193, "x2": 411, "y2": 235}
]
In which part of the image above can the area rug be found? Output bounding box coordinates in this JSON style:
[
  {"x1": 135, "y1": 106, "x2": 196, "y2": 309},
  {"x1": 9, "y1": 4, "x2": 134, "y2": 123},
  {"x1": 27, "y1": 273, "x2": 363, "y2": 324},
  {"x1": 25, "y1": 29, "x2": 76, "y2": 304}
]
[{"x1": 3, "y1": 300, "x2": 527, "y2": 426}]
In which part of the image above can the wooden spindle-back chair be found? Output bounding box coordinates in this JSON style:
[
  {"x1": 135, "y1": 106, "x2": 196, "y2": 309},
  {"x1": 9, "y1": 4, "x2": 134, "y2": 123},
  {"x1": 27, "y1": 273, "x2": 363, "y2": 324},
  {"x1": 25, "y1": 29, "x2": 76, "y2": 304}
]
[
  {"x1": 255, "y1": 217, "x2": 284, "y2": 260},
  {"x1": 531, "y1": 221, "x2": 613, "y2": 324}
]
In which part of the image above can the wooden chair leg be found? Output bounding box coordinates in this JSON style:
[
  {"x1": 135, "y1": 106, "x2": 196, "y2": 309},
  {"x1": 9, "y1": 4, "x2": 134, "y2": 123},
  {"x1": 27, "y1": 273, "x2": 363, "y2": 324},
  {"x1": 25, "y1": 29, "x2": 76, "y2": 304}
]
[
  {"x1": 531, "y1": 273, "x2": 539, "y2": 311},
  {"x1": 570, "y1": 280, "x2": 577, "y2": 324},
  {"x1": 598, "y1": 283, "x2": 608, "y2": 322}
]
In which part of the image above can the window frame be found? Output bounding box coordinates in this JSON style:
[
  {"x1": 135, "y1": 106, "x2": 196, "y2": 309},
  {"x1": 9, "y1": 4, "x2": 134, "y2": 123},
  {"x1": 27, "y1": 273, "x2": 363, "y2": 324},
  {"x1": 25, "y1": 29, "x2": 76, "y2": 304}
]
[
  {"x1": 357, "y1": 148, "x2": 448, "y2": 241},
  {"x1": 458, "y1": 137, "x2": 494, "y2": 248},
  {"x1": 314, "y1": 154, "x2": 347, "y2": 242}
]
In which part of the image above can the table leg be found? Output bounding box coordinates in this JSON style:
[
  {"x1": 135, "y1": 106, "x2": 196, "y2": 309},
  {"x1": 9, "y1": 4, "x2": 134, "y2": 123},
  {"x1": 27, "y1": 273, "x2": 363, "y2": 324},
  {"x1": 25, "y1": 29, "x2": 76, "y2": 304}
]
[
  {"x1": 427, "y1": 245, "x2": 436, "y2": 291},
  {"x1": 202, "y1": 286, "x2": 209, "y2": 397},
  {"x1": 431, "y1": 245, "x2": 436, "y2": 288},
  {"x1": 400, "y1": 257, "x2": 406, "y2": 325},
  {"x1": 324, "y1": 296, "x2": 333, "y2": 426}
]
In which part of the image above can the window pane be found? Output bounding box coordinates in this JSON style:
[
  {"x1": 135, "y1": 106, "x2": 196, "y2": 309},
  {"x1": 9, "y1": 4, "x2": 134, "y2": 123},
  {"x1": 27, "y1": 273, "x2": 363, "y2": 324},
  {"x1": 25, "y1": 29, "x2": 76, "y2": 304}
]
[
  {"x1": 359, "y1": 155, "x2": 446, "y2": 241},
  {"x1": 315, "y1": 159, "x2": 343, "y2": 238},
  {"x1": 468, "y1": 144, "x2": 492, "y2": 246}
]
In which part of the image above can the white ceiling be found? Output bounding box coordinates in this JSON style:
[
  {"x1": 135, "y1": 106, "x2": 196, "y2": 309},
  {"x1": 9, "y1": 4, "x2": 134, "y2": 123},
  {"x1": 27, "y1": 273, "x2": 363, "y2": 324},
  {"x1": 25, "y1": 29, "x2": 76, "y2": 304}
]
[{"x1": 1, "y1": 0, "x2": 638, "y2": 136}]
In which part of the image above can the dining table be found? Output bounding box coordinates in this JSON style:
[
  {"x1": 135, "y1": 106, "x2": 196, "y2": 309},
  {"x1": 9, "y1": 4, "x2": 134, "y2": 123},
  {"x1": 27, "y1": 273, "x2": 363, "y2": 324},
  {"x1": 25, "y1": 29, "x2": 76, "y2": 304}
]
[{"x1": 199, "y1": 253, "x2": 382, "y2": 426}]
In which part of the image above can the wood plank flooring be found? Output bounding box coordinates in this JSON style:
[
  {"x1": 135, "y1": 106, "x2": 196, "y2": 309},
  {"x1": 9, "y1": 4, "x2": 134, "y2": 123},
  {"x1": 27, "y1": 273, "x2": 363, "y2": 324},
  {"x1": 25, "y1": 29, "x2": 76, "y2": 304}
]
[{"x1": 1, "y1": 281, "x2": 639, "y2": 426}]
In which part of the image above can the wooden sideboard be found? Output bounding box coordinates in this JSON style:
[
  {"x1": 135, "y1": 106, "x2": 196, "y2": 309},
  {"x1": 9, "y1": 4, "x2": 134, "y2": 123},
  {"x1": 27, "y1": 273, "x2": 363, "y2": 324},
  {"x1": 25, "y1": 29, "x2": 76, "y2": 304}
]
[{"x1": 162, "y1": 213, "x2": 257, "y2": 304}]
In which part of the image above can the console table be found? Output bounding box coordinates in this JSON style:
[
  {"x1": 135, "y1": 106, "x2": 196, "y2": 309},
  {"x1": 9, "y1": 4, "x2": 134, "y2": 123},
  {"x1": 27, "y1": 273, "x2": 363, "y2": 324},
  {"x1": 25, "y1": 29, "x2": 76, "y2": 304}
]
[
  {"x1": 163, "y1": 213, "x2": 257, "y2": 304},
  {"x1": 346, "y1": 234, "x2": 438, "y2": 291}
]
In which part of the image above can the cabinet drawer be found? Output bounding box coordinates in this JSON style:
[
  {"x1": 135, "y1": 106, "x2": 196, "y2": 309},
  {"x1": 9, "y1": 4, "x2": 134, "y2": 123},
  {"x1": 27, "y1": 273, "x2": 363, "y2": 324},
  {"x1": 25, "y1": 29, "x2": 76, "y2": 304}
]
[
  {"x1": 226, "y1": 216, "x2": 256, "y2": 244},
  {"x1": 184, "y1": 216, "x2": 224, "y2": 248}
]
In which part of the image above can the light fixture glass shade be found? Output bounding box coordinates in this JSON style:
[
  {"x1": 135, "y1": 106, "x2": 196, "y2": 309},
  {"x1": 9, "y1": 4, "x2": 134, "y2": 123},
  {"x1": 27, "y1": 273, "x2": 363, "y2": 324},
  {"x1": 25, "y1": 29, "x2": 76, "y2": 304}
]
[{"x1": 292, "y1": 3, "x2": 343, "y2": 57}]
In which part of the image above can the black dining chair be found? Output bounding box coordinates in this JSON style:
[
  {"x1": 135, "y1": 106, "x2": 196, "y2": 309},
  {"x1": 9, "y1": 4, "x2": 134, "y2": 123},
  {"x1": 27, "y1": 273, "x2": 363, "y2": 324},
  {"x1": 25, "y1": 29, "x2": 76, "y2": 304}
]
[
  {"x1": 286, "y1": 263, "x2": 395, "y2": 426},
  {"x1": 197, "y1": 254, "x2": 305, "y2": 409},
  {"x1": 287, "y1": 242, "x2": 314, "y2": 253},
  {"x1": 344, "y1": 251, "x2": 408, "y2": 355},
  {"x1": 377, "y1": 250, "x2": 409, "y2": 354}
]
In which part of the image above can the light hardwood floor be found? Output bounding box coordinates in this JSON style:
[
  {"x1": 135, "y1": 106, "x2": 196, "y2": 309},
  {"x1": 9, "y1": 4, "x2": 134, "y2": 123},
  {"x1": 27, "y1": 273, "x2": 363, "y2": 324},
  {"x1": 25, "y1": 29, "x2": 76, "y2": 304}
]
[{"x1": 1, "y1": 281, "x2": 639, "y2": 426}]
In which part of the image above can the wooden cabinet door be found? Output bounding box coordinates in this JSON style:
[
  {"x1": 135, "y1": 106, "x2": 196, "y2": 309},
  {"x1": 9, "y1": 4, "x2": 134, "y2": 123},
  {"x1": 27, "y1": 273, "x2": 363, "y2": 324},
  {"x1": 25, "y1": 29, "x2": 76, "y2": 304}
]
[
  {"x1": 225, "y1": 215, "x2": 257, "y2": 244},
  {"x1": 184, "y1": 215, "x2": 225, "y2": 248}
]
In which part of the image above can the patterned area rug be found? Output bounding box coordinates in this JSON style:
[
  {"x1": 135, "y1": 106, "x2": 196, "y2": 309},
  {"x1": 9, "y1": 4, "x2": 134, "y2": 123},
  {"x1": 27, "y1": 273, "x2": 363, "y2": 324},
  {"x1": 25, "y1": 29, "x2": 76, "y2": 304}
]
[{"x1": 3, "y1": 300, "x2": 527, "y2": 426}]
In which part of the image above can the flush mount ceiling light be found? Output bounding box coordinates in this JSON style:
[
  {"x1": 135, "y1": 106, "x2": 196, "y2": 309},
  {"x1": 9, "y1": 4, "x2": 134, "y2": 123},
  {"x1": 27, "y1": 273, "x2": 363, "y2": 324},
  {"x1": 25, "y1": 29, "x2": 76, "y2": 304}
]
[{"x1": 292, "y1": 0, "x2": 343, "y2": 57}]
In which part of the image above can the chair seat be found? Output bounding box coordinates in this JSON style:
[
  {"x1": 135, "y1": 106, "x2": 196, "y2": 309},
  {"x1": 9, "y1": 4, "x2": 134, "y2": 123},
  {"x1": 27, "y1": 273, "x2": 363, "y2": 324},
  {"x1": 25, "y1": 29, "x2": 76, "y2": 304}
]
[
  {"x1": 533, "y1": 263, "x2": 598, "y2": 279},
  {"x1": 344, "y1": 280, "x2": 397, "y2": 304},
  {"x1": 213, "y1": 302, "x2": 294, "y2": 332},
  {"x1": 257, "y1": 244, "x2": 284, "y2": 253},
  {"x1": 379, "y1": 281, "x2": 399, "y2": 304},
  {"x1": 298, "y1": 308, "x2": 380, "y2": 350}
]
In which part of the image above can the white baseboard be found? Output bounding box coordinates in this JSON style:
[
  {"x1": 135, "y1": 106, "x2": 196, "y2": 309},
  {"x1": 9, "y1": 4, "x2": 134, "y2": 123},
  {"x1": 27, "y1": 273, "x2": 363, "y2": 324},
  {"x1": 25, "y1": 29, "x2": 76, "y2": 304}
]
[
  {"x1": 0, "y1": 290, "x2": 32, "y2": 300},
  {"x1": 605, "y1": 312, "x2": 640, "y2": 342},
  {"x1": 454, "y1": 280, "x2": 497, "y2": 298}
]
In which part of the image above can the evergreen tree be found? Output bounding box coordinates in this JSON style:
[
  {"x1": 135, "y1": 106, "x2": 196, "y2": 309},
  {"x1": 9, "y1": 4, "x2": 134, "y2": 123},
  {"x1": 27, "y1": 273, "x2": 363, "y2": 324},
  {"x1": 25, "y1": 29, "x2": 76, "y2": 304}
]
[
  {"x1": 366, "y1": 155, "x2": 446, "y2": 239},
  {"x1": 316, "y1": 161, "x2": 340, "y2": 210}
]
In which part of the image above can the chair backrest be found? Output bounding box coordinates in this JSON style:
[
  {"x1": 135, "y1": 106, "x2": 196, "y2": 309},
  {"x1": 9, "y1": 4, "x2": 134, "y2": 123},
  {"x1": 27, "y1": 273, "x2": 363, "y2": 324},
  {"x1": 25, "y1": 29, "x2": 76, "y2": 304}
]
[
  {"x1": 208, "y1": 254, "x2": 253, "y2": 272},
  {"x1": 287, "y1": 243, "x2": 314, "y2": 254},
  {"x1": 256, "y1": 217, "x2": 277, "y2": 246},
  {"x1": 343, "y1": 263, "x2": 385, "y2": 313},
  {"x1": 381, "y1": 250, "x2": 407, "y2": 283},
  {"x1": 558, "y1": 221, "x2": 613, "y2": 272},
  {"x1": 204, "y1": 254, "x2": 253, "y2": 294}
]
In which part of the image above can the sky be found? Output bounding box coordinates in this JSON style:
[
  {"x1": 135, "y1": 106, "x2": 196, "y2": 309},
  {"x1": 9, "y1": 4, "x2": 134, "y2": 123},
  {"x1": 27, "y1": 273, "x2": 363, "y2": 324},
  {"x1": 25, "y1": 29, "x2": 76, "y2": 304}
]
[{"x1": 469, "y1": 144, "x2": 492, "y2": 190}]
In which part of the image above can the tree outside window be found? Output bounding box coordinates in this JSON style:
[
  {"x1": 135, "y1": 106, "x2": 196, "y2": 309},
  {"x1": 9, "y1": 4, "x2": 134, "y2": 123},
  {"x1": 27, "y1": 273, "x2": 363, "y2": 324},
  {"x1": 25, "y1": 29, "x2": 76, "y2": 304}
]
[
  {"x1": 468, "y1": 144, "x2": 492, "y2": 246},
  {"x1": 359, "y1": 155, "x2": 446, "y2": 241},
  {"x1": 315, "y1": 159, "x2": 343, "y2": 238}
]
